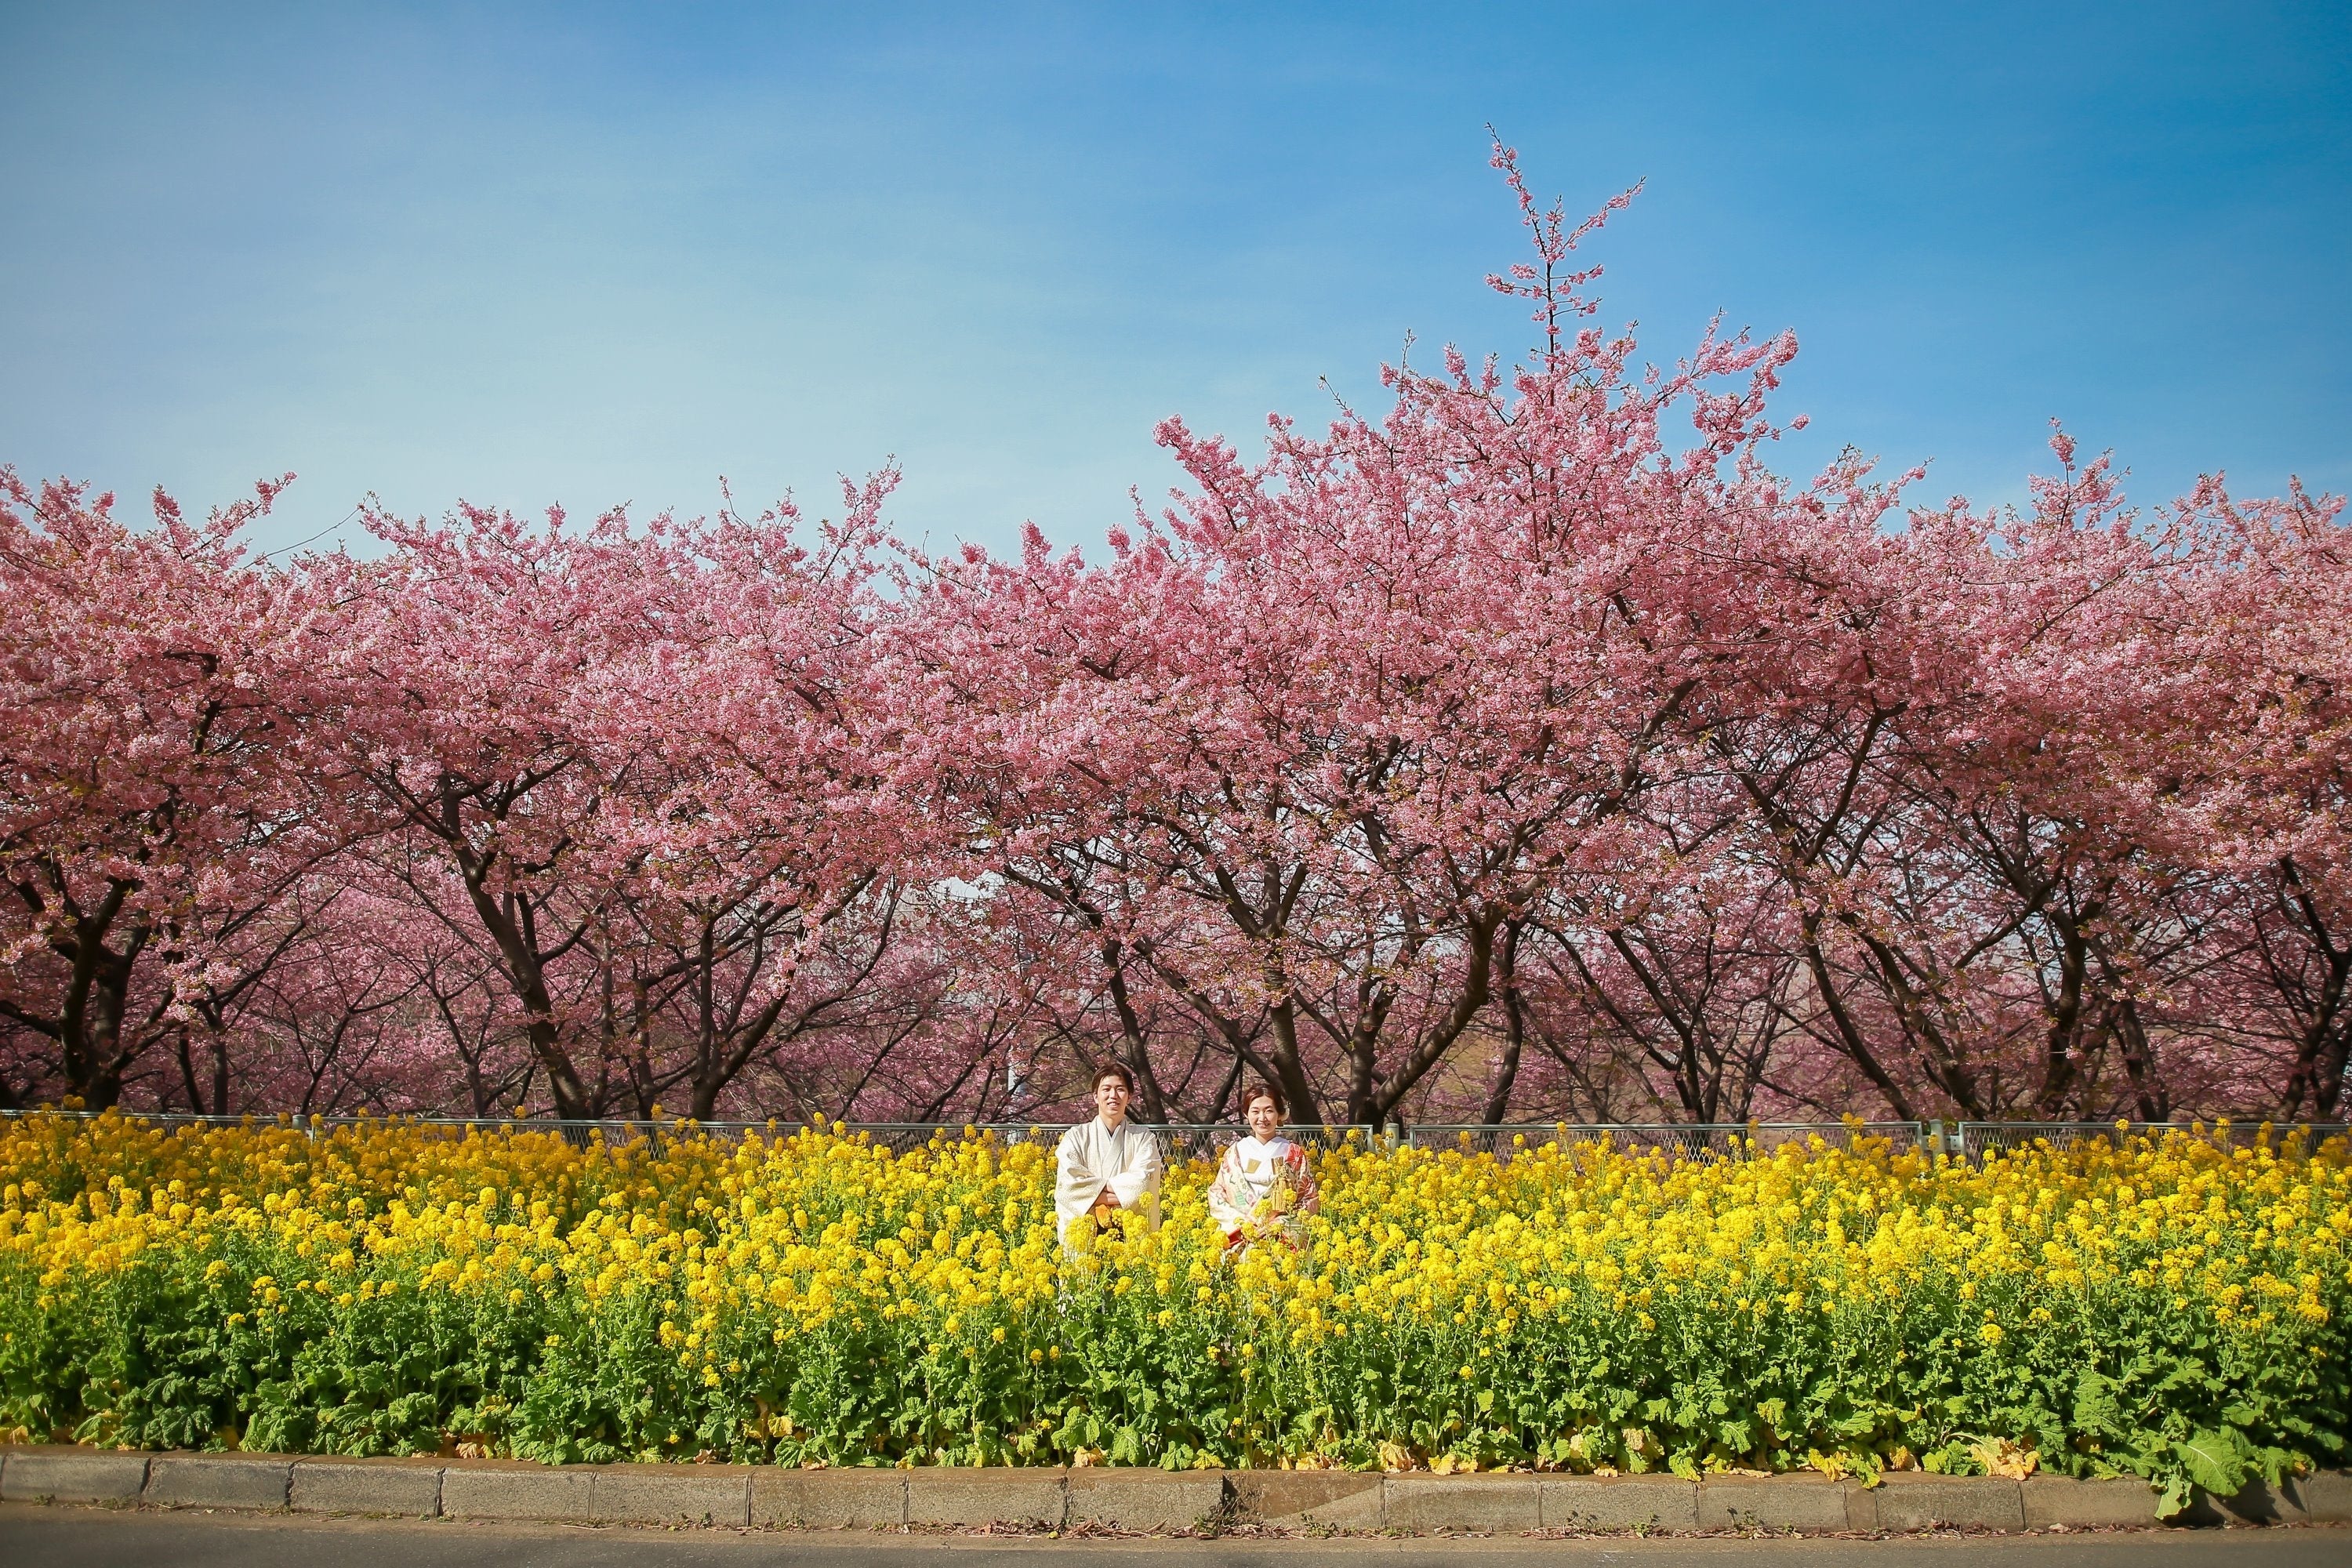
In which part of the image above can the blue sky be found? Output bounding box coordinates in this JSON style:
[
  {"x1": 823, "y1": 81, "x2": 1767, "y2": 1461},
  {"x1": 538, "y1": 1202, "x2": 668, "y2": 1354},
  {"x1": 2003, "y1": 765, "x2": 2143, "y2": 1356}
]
[{"x1": 2, "y1": 2, "x2": 2345, "y2": 557}]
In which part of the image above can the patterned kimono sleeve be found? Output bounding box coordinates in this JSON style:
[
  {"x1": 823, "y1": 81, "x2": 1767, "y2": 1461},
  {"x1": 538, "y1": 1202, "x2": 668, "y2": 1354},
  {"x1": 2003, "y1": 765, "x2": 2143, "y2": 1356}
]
[{"x1": 1204, "y1": 1145, "x2": 1251, "y2": 1232}]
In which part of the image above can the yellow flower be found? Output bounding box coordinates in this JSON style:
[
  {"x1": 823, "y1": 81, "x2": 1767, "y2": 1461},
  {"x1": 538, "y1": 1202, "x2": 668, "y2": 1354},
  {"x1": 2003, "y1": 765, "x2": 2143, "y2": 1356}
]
[{"x1": 2, "y1": 1110, "x2": 2343, "y2": 1484}]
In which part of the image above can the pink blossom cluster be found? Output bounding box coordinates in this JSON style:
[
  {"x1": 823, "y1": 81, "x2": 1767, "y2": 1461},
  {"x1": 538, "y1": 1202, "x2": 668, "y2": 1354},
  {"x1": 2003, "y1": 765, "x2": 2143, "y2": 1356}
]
[{"x1": 4, "y1": 148, "x2": 2346, "y2": 1124}]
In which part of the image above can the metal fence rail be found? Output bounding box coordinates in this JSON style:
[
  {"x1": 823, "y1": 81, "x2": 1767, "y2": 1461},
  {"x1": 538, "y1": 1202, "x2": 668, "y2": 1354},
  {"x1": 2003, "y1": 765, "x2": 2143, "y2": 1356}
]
[
  {"x1": 1406, "y1": 1122, "x2": 1932, "y2": 1159},
  {"x1": 786, "y1": 1122, "x2": 1373, "y2": 1164},
  {"x1": 0, "y1": 1109, "x2": 1370, "y2": 1166},
  {"x1": 4, "y1": 1109, "x2": 2347, "y2": 1165},
  {"x1": 1956, "y1": 1120, "x2": 2351, "y2": 1161}
]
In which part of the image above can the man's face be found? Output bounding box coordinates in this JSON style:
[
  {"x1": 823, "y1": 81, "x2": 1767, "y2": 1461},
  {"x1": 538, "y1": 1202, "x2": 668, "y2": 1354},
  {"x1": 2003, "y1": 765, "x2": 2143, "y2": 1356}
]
[{"x1": 1095, "y1": 1076, "x2": 1131, "y2": 1125}]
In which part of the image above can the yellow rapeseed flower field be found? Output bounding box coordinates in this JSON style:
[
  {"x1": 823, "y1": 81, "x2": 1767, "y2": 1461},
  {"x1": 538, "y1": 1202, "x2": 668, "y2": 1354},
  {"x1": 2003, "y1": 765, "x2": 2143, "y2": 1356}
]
[{"x1": 0, "y1": 1113, "x2": 2343, "y2": 1512}]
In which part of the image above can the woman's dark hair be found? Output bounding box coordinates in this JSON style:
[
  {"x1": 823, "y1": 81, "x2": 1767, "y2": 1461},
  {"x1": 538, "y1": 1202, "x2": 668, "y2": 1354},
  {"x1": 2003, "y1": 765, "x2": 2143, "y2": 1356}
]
[
  {"x1": 1243, "y1": 1082, "x2": 1285, "y2": 1118},
  {"x1": 1094, "y1": 1063, "x2": 1135, "y2": 1093}
]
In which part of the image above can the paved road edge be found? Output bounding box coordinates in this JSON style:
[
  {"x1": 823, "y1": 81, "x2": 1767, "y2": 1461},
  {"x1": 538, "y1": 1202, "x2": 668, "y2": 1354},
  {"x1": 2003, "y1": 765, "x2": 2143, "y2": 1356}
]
[{"x1": 2, "y1": 1446, "x2": 2345, "y2": 1534}]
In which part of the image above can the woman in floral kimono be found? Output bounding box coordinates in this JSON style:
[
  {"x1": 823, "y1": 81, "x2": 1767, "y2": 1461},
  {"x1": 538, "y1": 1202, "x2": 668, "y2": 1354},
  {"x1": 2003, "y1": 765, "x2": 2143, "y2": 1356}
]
[{"x1": 1206, "y1": 1083, "x2": 1319, "y2": 1254}]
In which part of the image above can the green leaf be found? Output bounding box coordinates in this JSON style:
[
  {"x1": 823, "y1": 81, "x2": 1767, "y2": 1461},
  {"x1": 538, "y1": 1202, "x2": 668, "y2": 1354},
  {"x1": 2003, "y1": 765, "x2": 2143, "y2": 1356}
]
[
  {"x1": 2173, "y1": 1428, "x2": 2253, "y2": 1499},
  {"x1": 2072, "y1": 1369, "x2": 2120, "y2": 1437}
]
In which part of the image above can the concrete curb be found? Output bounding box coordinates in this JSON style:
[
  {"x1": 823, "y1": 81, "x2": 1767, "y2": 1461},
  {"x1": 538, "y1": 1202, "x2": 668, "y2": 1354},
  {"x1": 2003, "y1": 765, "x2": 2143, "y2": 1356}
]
[
  {"x1": 901, "y1": 1468, "x2": 1065, "y2": 1528},
  {"x1": 438, "y1": 1458, "x2": 595, "y2": 1523},
  {"x1": 1697, "y1": 1472, "x2": 1850, "y2": 1531},
  {"x1": 1, "y1": 1446, "x2": 2345, "y2": 1534},
  {"x1": 752, "y1": 1466, "x2": 906, "y2": 1528},
  {"x1": 1538, "y1": 1474, "x2": 1700, "y2": 1531},
  {"x1": 1386, "y1": 1473, "x2": 1541, "y2": 1531},
  {"x1": 1069, "y1": 1468, "x2": 1225, "y2": 1530},
  {"x1": 2021, "y1": 1475, "x2": 2165, "y2": 1529},
  {"x1": 591, "y1": 1464, "x2": 753, "y2": 1527},
  {"x1": 0, "y1": 1448, "x2": 151, "y2": 1504},
  {"x1": 1851, "y1": 1472, "x2": 2026, "y2": 1531},
  {"x1": 144, "y1": 1454, "x2": 292, "y2": 1510},
  {"x1": 1230, "y1": 1468, "x2": 1384, "y2": 1528},
  {"x1": 289, "y1": 1457, "x2": 445, "y2": 1517}
]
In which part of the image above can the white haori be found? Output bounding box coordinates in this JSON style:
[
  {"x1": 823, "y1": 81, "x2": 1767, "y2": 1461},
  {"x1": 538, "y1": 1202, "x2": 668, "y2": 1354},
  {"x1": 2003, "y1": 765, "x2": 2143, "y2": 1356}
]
[{"x1": 1053, "y1": 1116, "x2": 1163, "y2": 1241}]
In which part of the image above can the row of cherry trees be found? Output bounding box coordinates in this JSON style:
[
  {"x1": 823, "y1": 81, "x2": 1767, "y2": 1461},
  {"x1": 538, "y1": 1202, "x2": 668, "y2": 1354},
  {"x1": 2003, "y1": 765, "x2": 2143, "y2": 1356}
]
[{"x1": 6, "y1": 155, "x2": 2347, "y2": 1124}]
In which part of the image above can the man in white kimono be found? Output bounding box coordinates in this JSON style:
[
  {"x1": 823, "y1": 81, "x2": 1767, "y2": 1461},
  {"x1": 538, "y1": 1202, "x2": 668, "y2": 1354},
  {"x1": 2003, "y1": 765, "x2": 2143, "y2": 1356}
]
[{"x1": 1054, "y1": 1065, "x2": 1163, "y2": 1245}]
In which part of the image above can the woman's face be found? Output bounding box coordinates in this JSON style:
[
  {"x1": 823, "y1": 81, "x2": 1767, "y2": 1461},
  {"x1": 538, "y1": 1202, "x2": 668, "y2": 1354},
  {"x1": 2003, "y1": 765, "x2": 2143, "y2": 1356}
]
[{"x1": 1245, "y1": 1095, "x2": 1282, "y2": 1139}]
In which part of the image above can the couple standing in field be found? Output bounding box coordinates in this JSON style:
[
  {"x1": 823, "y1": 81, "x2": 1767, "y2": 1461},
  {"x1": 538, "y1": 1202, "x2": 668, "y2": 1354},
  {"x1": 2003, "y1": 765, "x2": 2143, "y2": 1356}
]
[{"x1": 1051, "y1": 1064, "x2": 1319, "y2": 1252}]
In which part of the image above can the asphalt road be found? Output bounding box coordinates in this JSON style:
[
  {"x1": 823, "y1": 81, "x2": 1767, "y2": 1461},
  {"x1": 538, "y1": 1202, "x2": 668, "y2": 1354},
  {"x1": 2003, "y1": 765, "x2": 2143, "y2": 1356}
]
[{"x1": 3, "y1": 1506, "x2": 2349, "y2": 1566}]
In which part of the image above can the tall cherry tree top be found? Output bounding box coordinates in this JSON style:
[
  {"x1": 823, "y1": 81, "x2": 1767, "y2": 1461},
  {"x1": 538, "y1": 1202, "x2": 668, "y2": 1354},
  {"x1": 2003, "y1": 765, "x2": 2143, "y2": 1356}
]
[{"x1": 0, "y1": 468, "x2": 336, "y2": 1105}]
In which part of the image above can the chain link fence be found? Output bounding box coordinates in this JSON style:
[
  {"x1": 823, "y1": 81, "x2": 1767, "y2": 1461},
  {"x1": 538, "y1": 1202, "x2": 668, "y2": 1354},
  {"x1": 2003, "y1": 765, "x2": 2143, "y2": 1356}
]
[
  {"x1": 1403, "y1": 1122, "x2": 1933, "y2": 1160},
  {"x1": 1953, "y1": 1120, "x2": 2350, "y2": 1161},
  {"x1": 0, "y1": 1110, "x2": 1370, "y2": 1166},
  {"x1": 773, "y1": 1122, "x2": 1371, "y2": 1164},
  {"x1": 3, "y1": 1109, "x2": 2347, "y2": 1165}
]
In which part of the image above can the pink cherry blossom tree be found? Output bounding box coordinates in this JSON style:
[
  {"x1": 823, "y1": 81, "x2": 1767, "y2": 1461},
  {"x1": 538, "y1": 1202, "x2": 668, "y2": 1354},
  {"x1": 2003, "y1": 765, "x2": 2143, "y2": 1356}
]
[
  {"x1": 299, "y1": 475, "x2": 936, "y2": 1121},
  {"x1": 5, "y1": 147, "x2": 2345, "y2": 1127},
  {"x1": 911, "y1": 141, "x2": 1867, "y2": 1127},
  {"x1": 0, "y1": 469, "x2": 348, "y2": 1109}
]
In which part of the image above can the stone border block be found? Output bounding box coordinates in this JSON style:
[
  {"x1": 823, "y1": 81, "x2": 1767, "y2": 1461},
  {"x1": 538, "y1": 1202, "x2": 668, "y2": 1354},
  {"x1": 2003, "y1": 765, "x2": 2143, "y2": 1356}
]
[
  {"x1": 1067, "y1": 1468, "x2": 1224, "y2": 1531},
  {"x1": 0, "y1": 1447, "x2": 150, "y2": 1504},
  {"x1": 2021, "y1": 1475, "x2": 2162, "y2": 1529},
  {"x1": 751, "y1": 1467, "x2": 906, "y2": 1528},
  {"x1": 144, "y1": 1454, "x2": 292, "y2": 1511},
  {"x1": 1852, "y1": 1473, "x2": 2023, "y2": 1531},
  {"x1": 1383, "y1": 1474, "x2": 1541, "y2": 1531},
  {"x1": 439, "y1": 1461, "x2": 595, "y2": 1523},
  {"x1": 289, "y1": 1457, "x2": 444, "y2": 1517},
  {"x1": 2187, "y1": 1475, "x2": 2332, "y2": 1526},
  {"x1": 1230, "y1": 1468, "x2": 1384, "y2": 1528},
  {"x1": 592, "y1": 1465, "x2": 751, "y2": 1526},
  {"x1": 2289, "y1": 1472, "x2": 2352, "y2": 1524},
  {"x1": 1699, "y1": 1473, "x2": 1849, "y2": 1531},
  {"x1": 9, "y1": 1451, "x2": 2351, "y2": 1536},
  {"x1": 902, "y1": 1468, "x2": 1068, "y2": 1527},
  {"x1": 1538, "y1": 1475, "x2": 1699, "y2": 1531}
]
